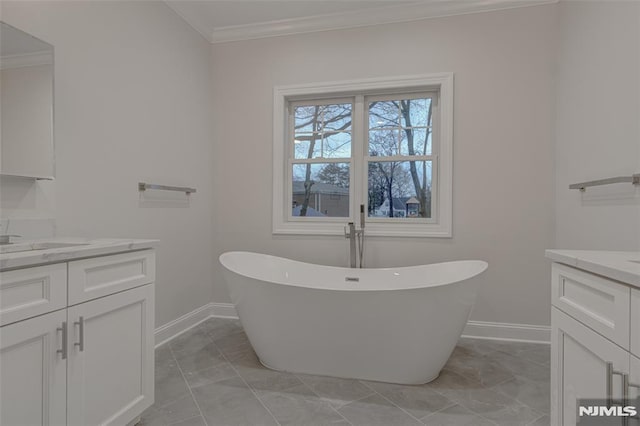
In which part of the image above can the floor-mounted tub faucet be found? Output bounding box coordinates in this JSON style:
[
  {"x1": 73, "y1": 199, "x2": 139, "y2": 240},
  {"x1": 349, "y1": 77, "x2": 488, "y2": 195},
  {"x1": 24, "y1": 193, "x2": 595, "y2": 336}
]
[
  {"x1": 344, "y1": 205, "x2": 365, "y2": 268},
  {"x1": 346, "y1": 222, "x2": 357, "y2": 268}
]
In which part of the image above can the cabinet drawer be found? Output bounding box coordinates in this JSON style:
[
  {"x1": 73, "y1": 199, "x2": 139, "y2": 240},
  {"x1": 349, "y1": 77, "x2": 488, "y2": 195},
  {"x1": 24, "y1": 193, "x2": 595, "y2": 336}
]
[
  {"x1": 68, "y1": 250, "x2": 155, "y2": 305},
  {"x1": 0, "y1": 263, "x2": 67, "y2": 326},
  {"x1": 552, "y1": 262, "x2": 630, "y2": 348}
]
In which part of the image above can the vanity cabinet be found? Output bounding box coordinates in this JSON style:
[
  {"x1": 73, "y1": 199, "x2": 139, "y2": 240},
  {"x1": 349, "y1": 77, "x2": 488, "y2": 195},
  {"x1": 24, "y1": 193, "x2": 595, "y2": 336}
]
[
  {"x1": 551, "y1": 307, "x2": 629, "y2": 426},
  {"x1": 0, "y1": 249, "x2": 155, "y2": 426},
  {"x1": 0, "y1": 309, "x2": 68, "y2": 426},
  {"x1": 550, "y1": 257, "x2": 640, "y2": 426}
]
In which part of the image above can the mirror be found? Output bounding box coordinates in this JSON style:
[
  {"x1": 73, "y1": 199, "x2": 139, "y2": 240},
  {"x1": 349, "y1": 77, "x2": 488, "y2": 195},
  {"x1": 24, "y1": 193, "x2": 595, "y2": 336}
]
[{"x1": 0, "y1": 22, "x2": 54, "y2": 179}]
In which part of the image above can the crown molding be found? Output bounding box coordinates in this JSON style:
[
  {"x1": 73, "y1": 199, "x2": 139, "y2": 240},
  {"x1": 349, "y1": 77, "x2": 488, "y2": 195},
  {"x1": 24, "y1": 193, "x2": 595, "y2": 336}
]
[
  {"x1": 163, "y1": 2, "x2": 213, "y2": 43},
  {"x1": 166, "y1": 0, "x2": 557, "y2": 44},
  {"x1": 0, "y1": 51, "x2": 53, "y2": 70}
]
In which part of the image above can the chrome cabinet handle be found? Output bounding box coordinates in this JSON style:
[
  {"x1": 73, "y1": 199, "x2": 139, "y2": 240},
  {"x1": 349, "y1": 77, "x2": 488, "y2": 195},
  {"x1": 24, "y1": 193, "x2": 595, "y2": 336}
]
[
  {"x1": 607, "y1": 362, "x2": 626, "y2": 407},
  {"x1": 56, "y1": 321, "x2": 67, "y2": 359},
  {"x1": 74, "y1": 316, "x2": 84, "y2": 352}
]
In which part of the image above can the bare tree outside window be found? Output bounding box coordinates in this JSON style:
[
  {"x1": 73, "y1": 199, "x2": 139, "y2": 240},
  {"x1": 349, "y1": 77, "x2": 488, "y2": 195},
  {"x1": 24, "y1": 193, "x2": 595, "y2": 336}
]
[
  {"x1": 368, "y1": 97, "x2": 433, "y2": 218},
  {"x1": 292, "y1": 103, "x2": 352, "y2": 217}
]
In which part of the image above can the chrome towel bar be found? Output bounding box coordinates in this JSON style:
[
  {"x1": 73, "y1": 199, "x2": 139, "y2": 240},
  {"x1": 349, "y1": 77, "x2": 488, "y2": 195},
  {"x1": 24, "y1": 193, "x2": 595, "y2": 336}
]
[
  {"x1": 569, "y1": 174, "x2": 640, "y2": 192},
  {"x1": 138, "y1": 182, "x2": 196, "y2": 194}
]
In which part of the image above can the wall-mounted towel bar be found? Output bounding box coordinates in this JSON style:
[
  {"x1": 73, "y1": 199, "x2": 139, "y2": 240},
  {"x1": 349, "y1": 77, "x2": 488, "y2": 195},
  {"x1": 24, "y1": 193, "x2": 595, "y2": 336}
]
[
  {"x1": 138, "y1": 182, "x2": 196, "y2": 194},
  {"x1": 569, "y1": 174, "x2": 640, "y2": 192}
]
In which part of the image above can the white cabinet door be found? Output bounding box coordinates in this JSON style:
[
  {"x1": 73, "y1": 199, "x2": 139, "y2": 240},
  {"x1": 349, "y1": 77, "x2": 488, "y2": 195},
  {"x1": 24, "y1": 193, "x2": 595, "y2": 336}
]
[
  {"x1": 626, "y1": 354, "x2": 640, "y2": 413},
  {"x1": 0, "y1": 309, "x2": 67, "y2": 426},
  {"x1": 631, "y1": 289, "x2": 640, "y2": 358},
  {"x1": 66, "y1": 284, "x2": 154, "y2": 426},
  {"x1": 551, "y1": 307, "x2": 630, "y2": 426}
]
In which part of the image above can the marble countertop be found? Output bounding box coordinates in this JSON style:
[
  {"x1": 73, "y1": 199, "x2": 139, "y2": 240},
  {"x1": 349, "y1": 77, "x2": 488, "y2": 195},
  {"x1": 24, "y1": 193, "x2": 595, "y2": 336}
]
[
  {"x1": 546, "y1": 249, "x2": 640, "y2": 287},
  {"x1": 0, "y1": 238, "x2": 159, "y2": 271}
]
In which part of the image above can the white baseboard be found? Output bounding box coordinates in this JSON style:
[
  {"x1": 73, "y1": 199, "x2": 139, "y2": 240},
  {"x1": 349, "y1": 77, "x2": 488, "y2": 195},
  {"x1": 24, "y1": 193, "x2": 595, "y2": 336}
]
[
  {"x1": 155, "y1": 303, "x2": 216, "y2": 347},
  {"x1": 155, "y1": 303, "x2": 550, "y2": 347},
  {"x1": 210, "y1": 302, "x2": 238, "y2": 318},
  {"x1": 462, "y1": 320, "x2": 551, "y2": 343},
  {"x1": 154, "y1": 303, "x2": 239, "y2": 347}
]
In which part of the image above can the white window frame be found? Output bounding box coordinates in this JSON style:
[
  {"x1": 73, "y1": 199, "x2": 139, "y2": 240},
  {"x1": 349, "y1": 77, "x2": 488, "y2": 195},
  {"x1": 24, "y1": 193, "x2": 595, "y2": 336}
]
[{"x1": 273, "y1": 73, "x2": 453, "y2": 237}]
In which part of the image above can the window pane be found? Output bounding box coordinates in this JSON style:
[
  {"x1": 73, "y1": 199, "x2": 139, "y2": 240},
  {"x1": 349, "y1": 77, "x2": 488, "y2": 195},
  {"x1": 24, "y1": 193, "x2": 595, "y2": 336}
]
[
  {"x1": 367, "y1": 160, "x2": 432, "y2": 219},
  {"x1": 369, "y1": 129, "x2": 399, "y2": 156},
  {"x1": 293, "y1": 103, "x2": 352, "y2": 160},
  {"x1": 292, "y1": 163, "x2": 350, "y2": 217},
  {"x1": 294, "y1": 106, "x2": 319, "y2": 133},
  {"x1": 322, "y1": 131, "x2": 351, "y2": 158},
  {"x1": 401, "y1": 98, "x2": 432, "y2": 128},
  {"x1": 369, "y1": 101, "x2": 399, "y2": 129},
  {"x1": 294, "y1": 104, "x2": 352, "y2": 132},
  {"x1": 293, "y1": 134, "x2": 322, "y2": 159},
  {"x1": 399, "y1": 128, "x2": 432, "y2": 156},
  {"x1": 321, "y1": 104, "x2": 352, "y2": 131}
]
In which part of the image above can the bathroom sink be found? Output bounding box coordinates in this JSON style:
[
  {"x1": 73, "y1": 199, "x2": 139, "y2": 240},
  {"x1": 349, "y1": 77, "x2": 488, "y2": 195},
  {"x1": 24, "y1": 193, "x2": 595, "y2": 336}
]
[{"x1": 0, "y1": 242, "x2": 90, "y2": 254}]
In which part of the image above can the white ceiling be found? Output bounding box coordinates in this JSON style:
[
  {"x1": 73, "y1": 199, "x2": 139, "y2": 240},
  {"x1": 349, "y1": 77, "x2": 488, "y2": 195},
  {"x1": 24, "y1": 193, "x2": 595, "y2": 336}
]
[{"x1": 165, "y1": 0, "x2": 557, "y2": 43}]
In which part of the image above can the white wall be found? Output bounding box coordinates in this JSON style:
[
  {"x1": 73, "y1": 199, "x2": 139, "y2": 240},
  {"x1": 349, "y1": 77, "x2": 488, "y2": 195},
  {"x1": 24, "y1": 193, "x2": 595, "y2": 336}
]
[
  {"x1": 0, "y1": 1, "x2": 215, "y2": 327},
  {"x1": 555, "y1": 1, "x2": 640, "y2": 250},
  {"x1": 211, "y1": 5, "x2": 557, "y2": 327}
]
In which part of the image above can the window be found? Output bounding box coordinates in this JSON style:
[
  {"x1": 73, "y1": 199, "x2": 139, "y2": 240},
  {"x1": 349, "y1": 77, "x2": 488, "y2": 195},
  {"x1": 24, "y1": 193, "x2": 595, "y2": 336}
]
[
  {"x1": 291, "y1": 100, "x2": 353, "y2": 219},
  {"x1": 273, "y1": 74, "x2": 453, "y2": 237}
]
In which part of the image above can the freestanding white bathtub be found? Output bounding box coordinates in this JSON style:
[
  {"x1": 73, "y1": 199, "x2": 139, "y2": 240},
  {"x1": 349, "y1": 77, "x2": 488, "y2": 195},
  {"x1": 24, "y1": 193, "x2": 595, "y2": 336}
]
[{"x1": 219, "y1": 252, "x2": 488, "y2": 385}]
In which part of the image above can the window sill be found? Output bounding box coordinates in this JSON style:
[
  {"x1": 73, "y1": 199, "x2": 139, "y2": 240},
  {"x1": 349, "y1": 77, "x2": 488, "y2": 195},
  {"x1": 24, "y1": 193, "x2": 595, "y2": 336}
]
[{"x1": 272, "y1": 221, "x2": 452, "y2": 238}]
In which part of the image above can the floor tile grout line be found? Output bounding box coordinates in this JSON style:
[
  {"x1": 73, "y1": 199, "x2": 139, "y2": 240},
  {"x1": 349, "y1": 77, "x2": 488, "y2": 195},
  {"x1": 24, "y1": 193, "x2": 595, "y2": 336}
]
[
  {"x1": 489, "y1": 377, "x2": 550, "y2": 416},
  {"x1": 167, "y1": 414, "x2": 206, "y2": 426},
  {"x1": 420, "y1": 402, "x2": 500, "y2": 426},
  {"x1": 472, "y1": 412, "x2": 501, "y2": 425},
  {"x1": 168, "y1": 344, "x2": 212, "y2": 426},
  {"x1": 153, "y1": 348, "x2": 183, "y2": 410},
  {"x1": 415, "y1": 400, "x2": 458, "y2": 423},
  {"x1": 446, "y1": 351, "x2": 547, "y2": 400},
  {"x1": 526, "y1": 412, "x2": 548, "y2": 426},
  {"x1": 357, "y1": 380, "x2": 431, "y2": 425},
  {"x1": 423, "y1": 374, "x2": 527, "y2": 424},
  {"x1": 336, "y1": 389, "x2": 379, "y2": 407},
  {"x1": 489, "y1": 375, "x2": 518, "y2": 390},
  {"x1": 215, "y1": 348, "x2": 283, "y2": 426},
  {"x1": 292, "y1": 373, "x2": 357, "y2": 426},
  {"x1": 437, "y1": 384, "x2": 540, "y2": 426}
]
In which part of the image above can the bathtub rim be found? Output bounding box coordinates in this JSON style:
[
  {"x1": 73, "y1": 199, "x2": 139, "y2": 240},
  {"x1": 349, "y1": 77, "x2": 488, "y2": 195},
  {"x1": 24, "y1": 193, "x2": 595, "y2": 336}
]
[{"x1": 219, "y1": 251, "x2": 488, "y2": 292}]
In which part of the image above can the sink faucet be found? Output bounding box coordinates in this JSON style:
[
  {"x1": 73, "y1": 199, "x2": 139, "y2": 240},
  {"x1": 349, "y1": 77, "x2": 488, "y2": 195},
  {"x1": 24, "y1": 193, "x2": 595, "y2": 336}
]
[{"x1": 0, "y1": 235, "x2": 21, "y2": 245}]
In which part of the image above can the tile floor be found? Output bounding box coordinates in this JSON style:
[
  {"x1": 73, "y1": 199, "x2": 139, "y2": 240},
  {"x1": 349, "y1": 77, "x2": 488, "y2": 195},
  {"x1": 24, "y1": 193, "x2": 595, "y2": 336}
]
[{"x1": 141, "y1": 318, "x2": 550, "y2": 426}]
